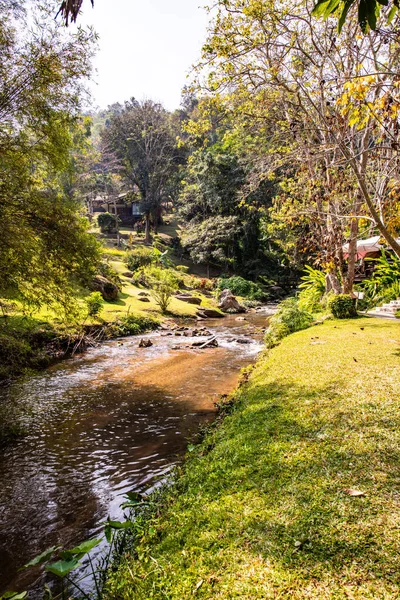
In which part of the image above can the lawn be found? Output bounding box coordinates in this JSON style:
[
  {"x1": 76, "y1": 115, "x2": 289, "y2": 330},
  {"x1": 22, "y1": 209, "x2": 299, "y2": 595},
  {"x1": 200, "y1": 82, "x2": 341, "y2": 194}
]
[{"x1": 107, "y1": 317, "x2": 400, "y2": 599}]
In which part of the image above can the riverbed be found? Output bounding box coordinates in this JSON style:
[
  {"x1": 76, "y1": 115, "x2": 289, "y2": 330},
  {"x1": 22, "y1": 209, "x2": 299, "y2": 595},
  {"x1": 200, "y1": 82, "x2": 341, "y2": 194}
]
[{"x1": 0, "y1": 309, "x2": 272, "y2": 597}]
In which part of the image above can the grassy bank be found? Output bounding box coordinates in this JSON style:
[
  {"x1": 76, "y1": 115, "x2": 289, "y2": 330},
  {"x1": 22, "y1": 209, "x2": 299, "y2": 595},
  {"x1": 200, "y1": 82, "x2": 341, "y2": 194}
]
[{"x1": 107, "y1": 317, "x2": 400, "y2": 599}]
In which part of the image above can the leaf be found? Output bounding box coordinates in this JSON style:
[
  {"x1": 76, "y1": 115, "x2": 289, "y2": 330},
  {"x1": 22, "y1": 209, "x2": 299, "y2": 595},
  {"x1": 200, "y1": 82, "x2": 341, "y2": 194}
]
[
  {"x1": 125, "y1": 491, "x2": 143, "y2": 502},
  {"x1": 312, "y1": 0, "x2": 335, "y2": 16},
  {"x1": 344, "y1": 488, "x2": 366, "y2": 496},
  {"x1": 358, "y1": 0, "x2": 378, "y2": 31},
  {"x1": 23, "y1": 546, "x2": 60, "y2": 569},
  {"x1": 60, "y1": 538, "x2": 101, "y2": 560},
  {"x1": 105, "y1": 519, "x2": 134, "y2": 530},
  {"x1": 338, "y1": 0, "x2": 354, "y2": 31},
  {"x1": 1, "y1": 593, "x2": 28, "y2": 600},
  {"x1": 45, "y1": 558, "x2": 80, "y2": 578},
  {"x1": 387, "y1": 5, "x2": 398, "y2": 21}
]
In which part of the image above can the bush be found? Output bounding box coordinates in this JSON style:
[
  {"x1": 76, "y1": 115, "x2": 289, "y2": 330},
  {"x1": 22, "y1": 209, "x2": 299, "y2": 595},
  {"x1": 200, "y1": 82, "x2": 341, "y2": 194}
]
[
  {"x1": 85, "y1": 292, "x2": 103, "y2": 318},
  {"x1": 191, "y1": 277, "x2": 214, "y2": 291},
  {"x1": 111, "y1": 314, "x2": 159, "y2": 337},
  {"x1": 125, "y1": 247, "x2": 159, "y2": 272},
  {"x1": 265, "y1": 298, "x2": 313, "y2": 347},
  {"x1": 176, "y1": 265, "x2": 189, "y2": 274},
  {"x1": 217, "y1": 276, "x2": 264, "y2": 300},
  {"x1": 329, "y1": 294, "x2": 357, "y2": 319},
  {"x1": 98, "y1": 212, "x2": 119, "y2": 233},
  {"x1": 143, "y1": 266, "x2": 179, "y2": 313}
]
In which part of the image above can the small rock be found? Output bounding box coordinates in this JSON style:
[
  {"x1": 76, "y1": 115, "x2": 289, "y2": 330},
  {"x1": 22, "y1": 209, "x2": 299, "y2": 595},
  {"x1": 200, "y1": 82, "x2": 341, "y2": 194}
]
[
  {"x1": 138, "y1": 291, "x2": 151, "y2": 297},
  {"x1": 138, "y1": 297, "x2": 150, "y2": 302},
  {"x1": 138, "y1": 338, "x2": 153, "y2": 348},
  {"x1": 236, "y1": 338, "x2": 252, "y2": 344}
]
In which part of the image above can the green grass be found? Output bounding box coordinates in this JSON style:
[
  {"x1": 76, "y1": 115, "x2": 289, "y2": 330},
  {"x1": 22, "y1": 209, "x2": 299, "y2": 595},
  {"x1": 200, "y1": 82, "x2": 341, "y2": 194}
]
[{"x1": 107, "y1": 318, "x2": 400, "y2": 599}]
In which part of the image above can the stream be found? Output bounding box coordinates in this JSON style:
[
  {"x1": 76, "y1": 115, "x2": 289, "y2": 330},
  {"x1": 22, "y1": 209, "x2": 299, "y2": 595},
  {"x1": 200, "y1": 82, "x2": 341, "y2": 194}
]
[{"x1": 0, "y1": 309, "x2": 273, "y2": 597}]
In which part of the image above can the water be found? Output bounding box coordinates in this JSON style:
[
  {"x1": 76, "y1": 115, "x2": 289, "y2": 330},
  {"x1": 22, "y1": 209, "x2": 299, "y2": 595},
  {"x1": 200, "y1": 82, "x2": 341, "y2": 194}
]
[{"x1": 0, "y1": 310, "x2": 272, "y2": 596}]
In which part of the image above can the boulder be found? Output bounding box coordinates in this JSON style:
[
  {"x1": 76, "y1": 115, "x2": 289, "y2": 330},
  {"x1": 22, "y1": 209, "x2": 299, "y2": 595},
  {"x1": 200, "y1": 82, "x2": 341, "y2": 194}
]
[
  {"x1": 218, "y1": 289, "x2": 246, "y2": 313},
  {"x1": 175, "y1": 294, "x2": 202, "y2": 305},
  {"x1": 138, "y1": 338, "x2": 153, "y2": 348},
  {"x1": 197, "y1": 308, "x2": 224, "y2": 319},
  {"x1": 122, "y1": 271, "x2": 133, "y2": 278},
  {"x1": 138, "y1": 297, "x2": 150, "y2": 302},
  {"x1": 90, "y1": 275, "x2": 119, "y2": 301}
]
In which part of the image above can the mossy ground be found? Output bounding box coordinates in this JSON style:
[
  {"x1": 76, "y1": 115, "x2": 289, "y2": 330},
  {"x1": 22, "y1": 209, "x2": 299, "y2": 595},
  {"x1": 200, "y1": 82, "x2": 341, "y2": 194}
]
[{"x1": 106, "y1": 317, "x2": 400, "y2": 599}]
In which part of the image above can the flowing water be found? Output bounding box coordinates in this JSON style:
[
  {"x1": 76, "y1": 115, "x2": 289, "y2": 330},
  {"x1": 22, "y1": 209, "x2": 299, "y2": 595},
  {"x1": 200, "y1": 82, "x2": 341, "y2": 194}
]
[{"x1": 0, "y1": 309, "x2": 273, "y2": 597}]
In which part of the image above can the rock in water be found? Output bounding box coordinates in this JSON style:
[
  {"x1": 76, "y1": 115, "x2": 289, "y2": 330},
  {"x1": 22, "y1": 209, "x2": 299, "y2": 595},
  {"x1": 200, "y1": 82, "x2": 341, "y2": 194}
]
[
  {"x1": 139, "y1": 338, "x2": 153, "y2": 348},
  {"x1": 218, "y1": 289, "x2": 246, "y2": 313}
]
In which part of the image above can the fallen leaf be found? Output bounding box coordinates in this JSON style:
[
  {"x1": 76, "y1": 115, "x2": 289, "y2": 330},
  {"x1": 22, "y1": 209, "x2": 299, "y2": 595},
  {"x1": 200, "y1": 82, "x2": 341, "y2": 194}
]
[
  {"x1": 344, "y1": 489, "x2": 366, "y2": 497},
  {"x1": 193, "y1": 579, "x2": 204, "y2": 594}
]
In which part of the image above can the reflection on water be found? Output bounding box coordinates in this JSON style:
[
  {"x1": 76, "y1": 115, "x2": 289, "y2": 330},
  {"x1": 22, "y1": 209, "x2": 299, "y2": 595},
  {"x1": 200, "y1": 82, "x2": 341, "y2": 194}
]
[{"x1": 0, "y1": 311, "x2": 270, "y2": 596}]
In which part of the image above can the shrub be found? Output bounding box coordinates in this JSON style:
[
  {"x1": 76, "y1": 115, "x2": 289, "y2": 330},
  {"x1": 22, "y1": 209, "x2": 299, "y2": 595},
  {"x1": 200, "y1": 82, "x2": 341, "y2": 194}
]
[
  {"x1": 85, "y1": 292, "x2": 103, "y2": 318},
  {"x1": 192, "y1": 277, "x2": 214, "y2": 291},
  {"x1": 217, "y1": 276, "x2": 264, "y2": 300},
  {"x1": 111, "y1": 314, "x2": 159, "y2": 337},
  {"x1": 126, "y1": 246, "x2": 158, "y2": 271},
  {"x1": 143, "y1": 266, "x2": 179, "y2": 313},
  {"x1": 265, "y1": 298, "x2": 313, "y2": 347},
  {"x1": 175, "y1": 265, "x2": 189, "y2": 274},
  {"x1": 98, "y1": 212, "x2": 119, "y2": 233},
  {"x1": 329, "y1": 294, "x2": 357, "y2": 319}
]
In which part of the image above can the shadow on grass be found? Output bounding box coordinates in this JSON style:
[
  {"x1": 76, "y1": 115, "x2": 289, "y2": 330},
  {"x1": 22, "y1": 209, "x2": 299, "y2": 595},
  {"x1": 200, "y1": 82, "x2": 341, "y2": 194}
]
[{"x1": 166, "y1": 379, "x2": 400, "y2": 588}]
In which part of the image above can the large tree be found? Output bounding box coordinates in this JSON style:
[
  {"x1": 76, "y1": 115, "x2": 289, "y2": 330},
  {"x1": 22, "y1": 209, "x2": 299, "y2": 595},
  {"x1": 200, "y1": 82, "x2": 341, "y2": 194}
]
[
  {"x1": 0, "y1": 1, "x2": 100, "y2": 312},
  {"x1": 198, "y1": 0, "x2": 400, "y2": 292},
  {"x1": 100, "y1": 99, "x2": 180, "y2": 243}
]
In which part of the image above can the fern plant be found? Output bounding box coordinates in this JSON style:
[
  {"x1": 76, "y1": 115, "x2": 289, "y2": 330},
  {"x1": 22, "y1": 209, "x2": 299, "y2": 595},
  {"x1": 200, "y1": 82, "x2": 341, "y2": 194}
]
[{"x1": 298, "y1": 266, "x2": 326, "y2": 312}]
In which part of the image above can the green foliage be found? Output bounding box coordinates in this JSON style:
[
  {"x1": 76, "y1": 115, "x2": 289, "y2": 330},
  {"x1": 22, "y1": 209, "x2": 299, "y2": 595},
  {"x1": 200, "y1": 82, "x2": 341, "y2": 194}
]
[
  {"x1": 175, "y1": 265, "x2": 189, "y2": 274},
  {"x1": 181, "y1": 215, "x2": 240, "y2": 267},
  {"x1": 125, "y1": 246, "x2": 174, "y2": 272},
  {"x1": 106, "y1": 314, "x2": 159, "y2": 337},
  {"x1": 360, "y1": 252, "x2": 400, "y2": 308},
  {"x1": 190, "y1": 277, "x2": 215, "y2": 291},
  {"x1": 85, "y1": 292, "x2": 104, "y2": 318},
  {"x1": 98, "y1": 261, "x2": 122, "y2": 290},
  {"x1": 298, "y1": 266, "x2": 326, "y2": 312},
  {"x1": 217, "y1": 276, "x2": 264, "y2": 300},
  {"x1": 329, "y1": 294, "x2": 358, "y2": 319},
  {"x1": 312, "y1": 0, "x2": 397, "y2": 33},
  {"x1": 0, "y1": 3, "x2": 100, "y2": 313},
  {"x1": 143, "y1": 266, "x2": 179, "y2": 313},
  {"x1": 98, "y1": 212, "x2": 119, "y2": 233},
  {"x1": 265, "y1": 298, "x2": 313, "y2": 347}
]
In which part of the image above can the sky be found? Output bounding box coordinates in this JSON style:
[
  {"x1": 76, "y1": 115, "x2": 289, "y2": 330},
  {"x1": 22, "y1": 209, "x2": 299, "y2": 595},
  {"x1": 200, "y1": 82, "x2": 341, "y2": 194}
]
[{"x1": 78, "y1": 0, "x2": 210, "y2": 112}]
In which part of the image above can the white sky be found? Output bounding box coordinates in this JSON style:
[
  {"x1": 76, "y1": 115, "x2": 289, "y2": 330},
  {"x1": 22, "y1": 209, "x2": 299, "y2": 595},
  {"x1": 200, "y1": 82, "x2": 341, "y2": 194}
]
[{"x1": 78, "y1": 0, "x2": 210, "y2": 112}]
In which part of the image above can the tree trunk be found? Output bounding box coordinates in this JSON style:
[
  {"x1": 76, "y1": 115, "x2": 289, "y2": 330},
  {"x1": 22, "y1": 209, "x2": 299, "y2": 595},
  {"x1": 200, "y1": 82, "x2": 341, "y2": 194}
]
[
  {"x1": 343, "y1": 196, "x2": 362, "y2": 294},
  {"x1": 144, "y1": 213, "x2": 151, "y2": 244},
  {"x1": 326, "y1": 271, "x2": 342, "y2": 294}
]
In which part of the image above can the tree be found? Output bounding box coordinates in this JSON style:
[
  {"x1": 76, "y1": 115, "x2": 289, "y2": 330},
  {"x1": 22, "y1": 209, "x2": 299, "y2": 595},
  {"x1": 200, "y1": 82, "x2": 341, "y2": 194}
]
[
  {"x1": 145, "y1": 266, "x2": 179, "y2": 313},
  {"x1": 0, "y1": 1, "x2": 100, "y2": 312},
  {"x1": 101, "y1": 99, "x2": 180, "y2": 243},
  {"x1": 198, "y1": 0, "x2": 400, "y2": 292}
]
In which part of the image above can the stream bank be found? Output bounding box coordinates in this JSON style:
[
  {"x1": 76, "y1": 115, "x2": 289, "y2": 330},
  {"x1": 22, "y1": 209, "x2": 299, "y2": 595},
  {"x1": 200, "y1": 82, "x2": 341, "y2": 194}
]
[{"x1": 0, "y1": 308, "x2": 273, "y2": 598}]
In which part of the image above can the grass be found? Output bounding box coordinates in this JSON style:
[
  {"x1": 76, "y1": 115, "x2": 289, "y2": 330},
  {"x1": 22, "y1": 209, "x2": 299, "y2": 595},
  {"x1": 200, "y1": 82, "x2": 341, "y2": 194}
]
[{"x1": 106, "y1": 317, "x2": 400, "y2": 599}]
